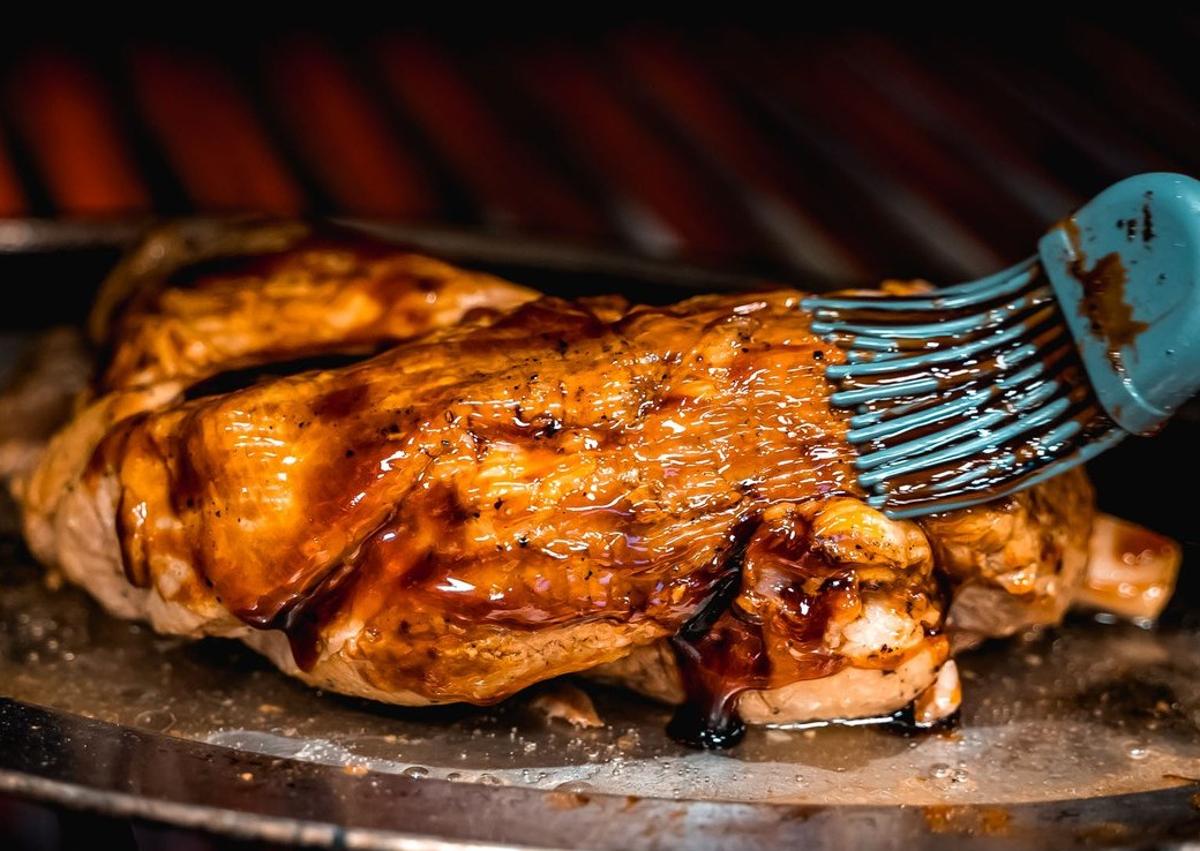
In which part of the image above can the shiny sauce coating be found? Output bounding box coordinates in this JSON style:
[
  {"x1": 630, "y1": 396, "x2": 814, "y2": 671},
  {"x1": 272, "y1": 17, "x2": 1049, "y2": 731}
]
[
  {"x1": 92, "y1": 292, "x2": 884, "y2": 737},
  {"x1": 99, "y1": 226, "x2": 537, "y2": 392}
]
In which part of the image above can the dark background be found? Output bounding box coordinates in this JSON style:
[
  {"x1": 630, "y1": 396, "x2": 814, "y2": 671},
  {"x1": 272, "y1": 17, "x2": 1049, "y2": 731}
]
[
  {"x1": 1, "y1": 15, "x2": 1198, "y2": 286},
  {"x1": 2, "y1": 13, "x2": 1199, "y2": 849}
]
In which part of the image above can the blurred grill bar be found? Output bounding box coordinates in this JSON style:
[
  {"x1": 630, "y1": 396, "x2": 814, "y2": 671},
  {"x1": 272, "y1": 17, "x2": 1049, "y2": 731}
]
[
  {"x1": 374, "y1": 36, "x2": 612, "y2": 238},
  {"x1": 0, "y1": 22, "x2": 1196, "y2": 285},
  {"x1": 0, "y1": 128, "x2": 25, "y2": 216},
  {"x1": 130, "y1": 46, "x2": 306, "y2": 214},
  {"x1": 6, "y1": 51, "x2": 150, "y2": 214},
  {"x1": 266, "y1": 36, "x2": 440, "y2": 219}
]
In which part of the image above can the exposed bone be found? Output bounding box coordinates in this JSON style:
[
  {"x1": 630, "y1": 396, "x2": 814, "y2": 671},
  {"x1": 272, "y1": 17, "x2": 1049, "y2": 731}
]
[
  {"x1": 912, "y1": 660, "x2": 961, "y2": 726},
  {"x1": 1073, "y1": 513, "x2": 1181, "y2": 625}
]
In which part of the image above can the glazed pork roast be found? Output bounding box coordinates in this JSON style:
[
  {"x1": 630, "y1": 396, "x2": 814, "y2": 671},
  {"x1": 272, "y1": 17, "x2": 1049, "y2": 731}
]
[{"x1": 3, "y1": 221, "x2": 1179, "y2": 745}]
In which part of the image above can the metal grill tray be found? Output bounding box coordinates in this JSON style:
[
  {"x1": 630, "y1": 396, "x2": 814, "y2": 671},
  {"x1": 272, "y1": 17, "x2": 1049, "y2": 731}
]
[{"x1": 1, "y1": 221, "x2": 1198, "y2": 850}]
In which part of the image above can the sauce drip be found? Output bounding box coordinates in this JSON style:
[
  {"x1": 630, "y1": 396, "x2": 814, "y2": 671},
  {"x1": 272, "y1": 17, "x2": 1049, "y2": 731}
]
[
  {"x1": 266, "y1": 562, "x2": 357, "y2": 672},
  {"x1": 666, "y1": 534, "x2": 759, "y2": 748},
  {"x1": 666, "y1": 512, "x2": 863, "y2": 748},
  {"x1": 667, "y1": 616, "x2": 763, "y2": 749}
]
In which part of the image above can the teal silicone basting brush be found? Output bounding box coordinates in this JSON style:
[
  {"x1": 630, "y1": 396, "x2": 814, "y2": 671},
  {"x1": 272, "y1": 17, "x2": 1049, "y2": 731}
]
[{"x1": 803, "y1": 173, "x2": 1200, "y2": 518}]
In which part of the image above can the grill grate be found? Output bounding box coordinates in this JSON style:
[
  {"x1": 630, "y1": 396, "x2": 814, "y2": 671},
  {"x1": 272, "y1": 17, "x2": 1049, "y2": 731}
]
[{"x1": 0, "y1": 21, "x2": 1197, "y2": 285}]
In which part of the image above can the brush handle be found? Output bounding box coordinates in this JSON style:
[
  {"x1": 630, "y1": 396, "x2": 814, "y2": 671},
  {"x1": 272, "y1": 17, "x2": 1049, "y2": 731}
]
[{"x1": 1039, "y1": 173, "x2": 1200, "y2": 435}]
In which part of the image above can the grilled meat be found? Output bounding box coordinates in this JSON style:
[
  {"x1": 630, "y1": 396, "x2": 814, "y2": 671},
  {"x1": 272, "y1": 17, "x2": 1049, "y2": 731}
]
[
  {"x1": 15, "y1": 220, "x2": 536, "y2": 568},
  {"x1": 94, "y1": 219, "x2": 538, "y2": 392},
  {"x1": 8, "y1": 222, "x2": 1177, "y2": 744}
]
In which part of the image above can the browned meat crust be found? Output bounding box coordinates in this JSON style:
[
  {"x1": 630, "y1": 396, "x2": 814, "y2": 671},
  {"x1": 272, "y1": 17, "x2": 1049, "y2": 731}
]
[
  {"x1": 95, "y1": 220, "x2": 536, "y2": 392},
  {"x1": 76, "y1": 290, "x2": 876, "y2": 705},
  {"x1": 14, "y1": 220, "x2": 1160, "y2": 736}
]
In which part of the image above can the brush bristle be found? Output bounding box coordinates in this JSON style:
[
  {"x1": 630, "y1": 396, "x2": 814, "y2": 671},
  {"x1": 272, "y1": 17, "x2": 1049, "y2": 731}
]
[{"x1": 803, "y1": 259, "x2": 1123, "y2": 517}]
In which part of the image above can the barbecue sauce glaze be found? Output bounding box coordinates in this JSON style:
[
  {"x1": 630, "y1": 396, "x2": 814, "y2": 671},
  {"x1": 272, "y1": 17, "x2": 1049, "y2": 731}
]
[
  {"x1": 93, "y1": 281, "x2": 949, "y2": 747},
  {"x1": 666, "y1": 512, "x2": 854, "y2": 748}
]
